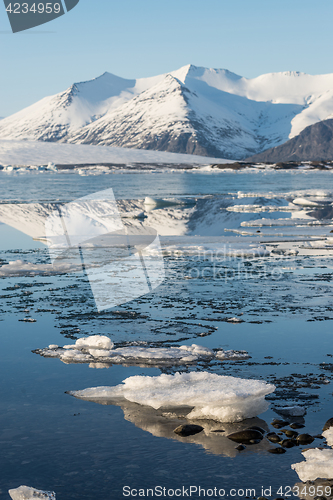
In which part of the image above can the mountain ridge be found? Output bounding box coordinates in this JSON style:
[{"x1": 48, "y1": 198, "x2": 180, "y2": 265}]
[
  {"x1": 246, "y1": 119, "x2": 333, "y2": 162},
  {"x1": 2, "y1": 65, "x2": 333, "y2": 159}
]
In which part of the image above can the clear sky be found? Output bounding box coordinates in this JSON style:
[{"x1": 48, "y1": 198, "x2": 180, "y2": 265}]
[{"x1": 1, "y1": 0, "x2": 333, "y2": 116}]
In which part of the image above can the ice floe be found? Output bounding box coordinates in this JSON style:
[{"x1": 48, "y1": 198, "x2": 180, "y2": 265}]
[
  {"x1": 291, "y1": 425, "x2": 333, "y2": 482},
  {"x1": 68, "y1": 372, "x2": 275, "y2": 422},
  {"x1": 292, "y1": 449, "x2": 333, "y2": 482},
  {"x1": 323, "y1": 428, "x2": 333, "y2": 447},
  {"x1": 144, "y1": 197, "x2": 193, "y2": 208},
  {"x1": 274, "y1": 405, "x2": 306, "y2": 417},
  {"x1": 292, "y1": 197, "x2": 322, "y2": 207},
  {"x1": 8, "y1": 486, "x2": 56, "y2": 500},
  {"x1": 0, "y1": 260, "x2": 81, "y2": 276},
  {"x1": 34, "y1": 336, "x2": 249, "y2": 367}
]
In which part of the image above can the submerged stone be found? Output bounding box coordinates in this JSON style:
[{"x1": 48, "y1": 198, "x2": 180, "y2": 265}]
[
  {"x1": 227, "y1": 429, "x2": 264, "y2": 444},
  {"x1": 173, "y1": 424, "x2": 204, "y2": 437},
  {"x1": 296, "y1": 433, "x2": 315, "y2": 445}
]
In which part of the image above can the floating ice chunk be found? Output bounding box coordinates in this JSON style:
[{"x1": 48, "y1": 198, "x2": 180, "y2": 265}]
[
  {"x1": 274, "y1": 406, "x2": 306, "y2": 417},
  {"x1": 241, "y1": 218, "x2": 327, "y2": 227},
  {"x1": 69, "y1": 372, "x2": 275, "y2": 423},
  {"x1": 8, "y1": 485, "x2": 56, "y2": 500},
  {"x1": 74, "y1": 335, "x2": 114, "y2": 350},
  {"x1": 292, "y1": 198, "x2": 321, "y2": 207},
  {"x1": 0, "y1": 260, "x2": 81, "y2": 276},
  {"x1": 291, "y1": 449, "x2": 333, "y2": 482},
  {"x1": 144, "y1": 197, "x2": 191, "y2": 209},
  {"x1": 215, "y1": 350, "x2": 249, "y2": 360},
  {"x1": 323, "y1": 428, "x2": 333, "y2": 447},
  {"x1": 226, "y1": 317, "x2": 243, "y2": 324},
  {"x1": 34, "y1": 338, "x2": 249, "y2": 367}
]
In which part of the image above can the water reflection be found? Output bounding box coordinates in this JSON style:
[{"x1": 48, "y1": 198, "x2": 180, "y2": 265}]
[{"x1": 68, "y1": 393, "x2": 271, "y2": 457}]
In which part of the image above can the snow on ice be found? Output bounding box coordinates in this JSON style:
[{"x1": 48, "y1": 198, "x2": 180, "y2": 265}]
[{"x1": 69, "y1": 371, "x2": 275, "y2": 422}]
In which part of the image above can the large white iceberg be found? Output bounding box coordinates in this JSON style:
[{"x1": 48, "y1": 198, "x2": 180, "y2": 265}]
[
  {"x1": 34, "y1": 335, "x2": 249, "y2": 367},
  {"x1": 8, "y1": 486, "x2": 56, "y2": 500},
  {"x1": 69, "y1": 372, "x2": 275, "y2": 423}
]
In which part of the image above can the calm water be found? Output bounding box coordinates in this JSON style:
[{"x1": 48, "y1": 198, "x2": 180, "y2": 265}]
[{"x1": 1, "y1": 169, "x2": 333, "y2": 500}]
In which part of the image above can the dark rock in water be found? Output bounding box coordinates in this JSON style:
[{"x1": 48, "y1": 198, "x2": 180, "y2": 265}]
[
  {"x1": 281, "y1": 439, "x2": 296, "y2": 448},
  {"x1": 247, "y1": 426, "x2": 265, "y2": 435},
  {"x1": 173, "y1": 424, "x2": 204, "y2": 437},
  {"x1": 268, "y1": 447, "x2": 287, "y2": 454},
  {"x1": 267, "y1": 432, "x2": 281, "y2": 443},
  {"x1": 296, "y1": 433, "x2": 315, "y2": 445},
  {"x1": 271, "y1": 419, "x2": 289, "y2": 429},
  {"x1": 235, "y1": 444, "x2": 246, "y2": 451},
  {"x1": 249, "y1": 439, "x2": 262, "y2": 444},
  {"x1": 290, "y1": 423, "x2": 305, "y2": 429},
  {"x1": 313, "y1": 434, "x2": 324, "y2": 439},
  {"x1": 323, "y1": 417, "x2": 333, "y2": 431},
  {"x1": 227, "y1": 429, "x2": 264, "y2": 444},
  {"x1": 284, "y1": 430, "x2": 298, "y2": 438}
]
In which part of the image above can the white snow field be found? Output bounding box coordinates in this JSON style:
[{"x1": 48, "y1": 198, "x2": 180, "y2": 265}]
[
  {"x1": 292, "y1": 449, "x2": 333, "y2": 482},
  {"x1": 8, "y1": 486, "x2": 56, "y2": 500},
  {"x1": 0, "y1": 139, "x2": 220, "y2": 167},
  {"x1": 35, "y1": 335, "x2": 249, "y2": 366},
  {"x1": 69, "y1": 372, "x2": 275, "y2": 422},
  {"x1": 2, "y1": 65, "x2": 333, "y2": 158}
]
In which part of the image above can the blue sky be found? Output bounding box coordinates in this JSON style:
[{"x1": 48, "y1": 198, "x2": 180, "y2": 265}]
[{"x1": 1, "y1": 0, "x2": 333, "y2": 116}]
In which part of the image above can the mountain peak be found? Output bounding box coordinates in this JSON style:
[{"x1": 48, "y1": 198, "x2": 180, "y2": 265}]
[{"x1": 2, "y1": 65, "x2": 333, "y2": 160}]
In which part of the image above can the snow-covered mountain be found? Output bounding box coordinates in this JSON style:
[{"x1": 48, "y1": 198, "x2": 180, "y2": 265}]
[{"x1": 2, "y1": 64, "x2": 333, "y2": 159}]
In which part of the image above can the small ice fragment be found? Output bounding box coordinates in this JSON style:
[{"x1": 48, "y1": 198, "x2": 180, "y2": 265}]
[
  {"x1": 274, "y1": 406, "x2": 306, "y2": 417},
  {"x1": 291, "y1": 449, "x2": 333, "y2": 481},
  {"x1": 215, "y1": 350, "x2": 249, "y2": 360},
  {"x1": 323, "y1": 428, "x2": 333, "y2": 447},
  {"x1": 292, "y1": 198, "x2": 320, "y2": 207},
  {"x1": 75, "y1": 335, "x2": 114, "y2": 350},
  {"x1": 226, "y1": 317, "x2": 243, "y2": 323},
  {"x1": 8, "y1": 485, "x2": 56, "y2": 500},
  {"x1": 48, "y1": 345, "x2": 58, "y2": 349}
]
